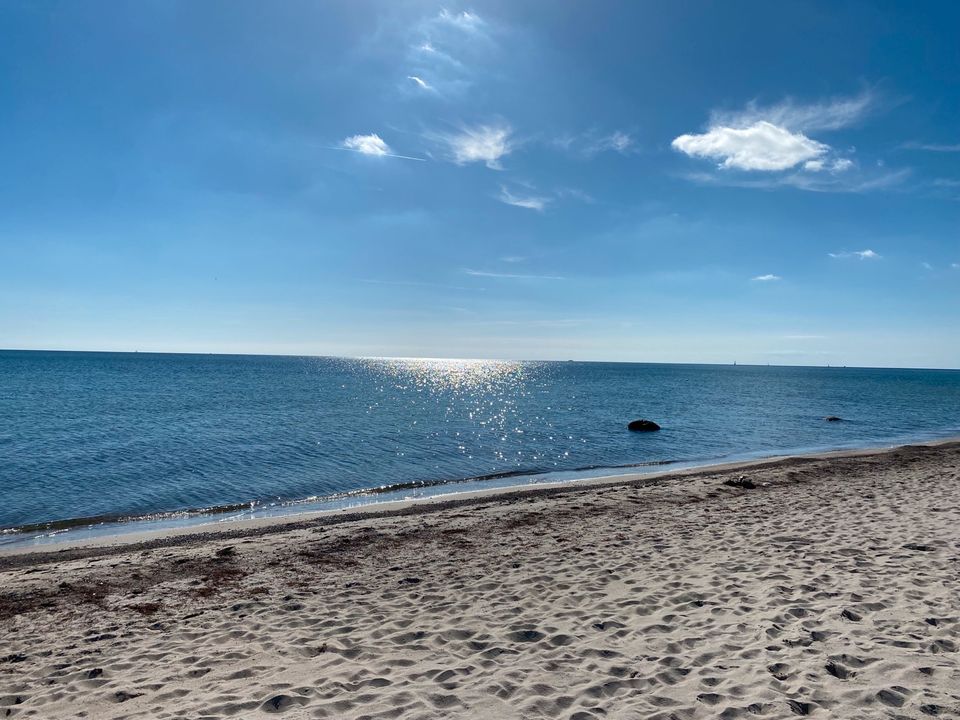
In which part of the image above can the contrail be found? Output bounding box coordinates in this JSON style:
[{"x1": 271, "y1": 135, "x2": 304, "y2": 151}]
[{"x1": 325, "y1": 146, "x2": 427, "y2": 162}]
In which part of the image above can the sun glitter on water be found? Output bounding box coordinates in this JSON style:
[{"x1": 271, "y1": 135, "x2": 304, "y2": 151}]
[{"x1": 358, "y1": 357, "x2": 531, "y2": 394}]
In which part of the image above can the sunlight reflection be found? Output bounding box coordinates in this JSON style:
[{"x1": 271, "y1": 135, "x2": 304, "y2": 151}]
[{"x1": 359, "y1": 357, "x2": 530, "y2": 393}]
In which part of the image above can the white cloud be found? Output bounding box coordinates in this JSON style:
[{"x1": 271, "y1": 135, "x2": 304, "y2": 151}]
[
  {"x1": 464, "y1": 269, "x2": 564, "y2": 280},
  {"x1": 500, "y1": 256, "x2": 525, "y2": 263},
  {"x1": 672, "y1": 121, "x2": 828, "y2": 171},
  {"x1": 407, "y1": 75, "x2": 432, "y2": 90},
  {"x1": 342, "y1": 133, "x2": 390, "y2": 156},
  {"x1": 498, "y1": 186, "x2": 549, "y2": 211},
  {"x1": 338, "y1": 133, "x2": 425, "y2": 161},
  {"x1": 921, "y1": 261, "x2": 933, "y2": 270},
  {"x1": 752, "y1": 274, "x2": 781, "y2": 281},
  {"x1": 828, "y1": 249, "x2": 881, "y2": 260},
  {"x1": 674, "y1": 92, "x2": 872, "y2": 176},
  {"x1": 442, "y1": 124, "x2": 512, "y2": 168}
]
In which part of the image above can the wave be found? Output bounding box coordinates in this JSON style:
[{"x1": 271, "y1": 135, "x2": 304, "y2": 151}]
[{"x1": 0, "y1": 458, "x2": 681, "y2": 538}]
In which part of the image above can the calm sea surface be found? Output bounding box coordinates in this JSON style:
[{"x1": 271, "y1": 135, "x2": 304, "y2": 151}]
[{"x1": 1, "y1": 351, "x2": 959, "y2": 536}]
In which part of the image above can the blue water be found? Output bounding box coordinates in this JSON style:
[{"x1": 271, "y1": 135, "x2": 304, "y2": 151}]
[{"x1": 1, "y1": 350, "x2": 959, "y2": 535}]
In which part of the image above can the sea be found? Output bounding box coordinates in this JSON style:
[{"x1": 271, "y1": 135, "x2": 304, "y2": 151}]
[{"x1": 1, "y1": 350, "x2": 958, "y2": 547}]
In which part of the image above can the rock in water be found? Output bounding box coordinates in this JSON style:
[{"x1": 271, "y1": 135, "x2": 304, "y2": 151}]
[
  {"x1": 824, "y1": 416, "x2": 842, "y2": 422},
  {"x1": 627, "y1": 419, "x2": 660, "y2": 432}
]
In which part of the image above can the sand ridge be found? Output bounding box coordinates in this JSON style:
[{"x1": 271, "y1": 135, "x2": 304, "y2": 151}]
[{"x1": 1, "y1": 443, "x2": 959, "y2": 718}]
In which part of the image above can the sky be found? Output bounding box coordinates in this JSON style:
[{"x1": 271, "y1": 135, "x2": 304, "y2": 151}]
[{"x1": 1, "y1": 0, "x2": 958, "y2": 367}]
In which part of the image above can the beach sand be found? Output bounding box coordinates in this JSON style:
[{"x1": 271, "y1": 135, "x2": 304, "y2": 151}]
[{"x1": 1, "y1": 442, "x2": 959, "y2": 719}]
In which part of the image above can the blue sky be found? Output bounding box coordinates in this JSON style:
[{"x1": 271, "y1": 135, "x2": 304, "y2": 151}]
[{"x1": 1, "y1": 0, "x2": 958, "y2": 367}]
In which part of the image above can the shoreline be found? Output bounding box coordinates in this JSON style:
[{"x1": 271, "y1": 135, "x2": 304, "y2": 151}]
[
  {"x1": 2, "y1": 436, "x2": 958, "y2": 718},
  {"x1": 3, "y1": 436, "x2": 958, "y2": 561}
]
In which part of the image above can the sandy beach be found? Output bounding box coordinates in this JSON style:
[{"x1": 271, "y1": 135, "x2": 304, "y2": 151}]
[{"x1": 1, "y1": 442, "x2": 958, "y2": 719}]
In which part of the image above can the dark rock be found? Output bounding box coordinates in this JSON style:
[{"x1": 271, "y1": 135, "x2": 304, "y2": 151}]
[
  {"x1": 840, "y1": 609, "x2": 862, "y2": 622},
  {"x1": 399, "y1": 577, "x2": 422, "y2": 585},
  {"x1": 724, "y1": 475, "x2": 757, "y2": 490},
  {"x1": 904, "y1": 543, "x2": 936, "y2": 552},
  {"x1": 824, "y1": 416, "x2": 842, "y2": 422},
  {"x1": 627, "y1": 419, "x2": 661, "y2": 432}
]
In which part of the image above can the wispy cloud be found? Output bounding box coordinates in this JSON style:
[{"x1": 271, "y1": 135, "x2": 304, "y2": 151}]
[
  {"x1": 464, "y1": 269, "x2": 565, "y2": 280},
  {"x1": 803, "y1": 158, "x2": 854, "y2": 173},
  {"x1": 556, "y1": 129, "x2": 637, "y2": 157},
  {"x1": 828, "y1": 249, "x2": 881, "y2": 260},
  {"x1": 555, "y1": 187, "x2": 595, "y2": 203},
  {"x1": 902, "y1": 141, "x2": 960, "y2": 153},
  {"x1": 752, "y1": 274, "x2": 781, "y2": 281},
  {"x1": 414, "y1": 40, "x2": 463, "y2": 69},
  {"x1": 406, "y1": 75, "x2": 433, "y2": 91},
  {"x1": 405, "y1": 9, "x2": 494, "y2": 98},
  {"x1": 339, "y1": 133, "x2": 425, "y2": 161},
  {"x1": 586, "y1": 130, "x2": 635, "y2": 156},
  {"x1": 681, "y1": 167, "x2": 910, "y2": 194},
  {"x1": 436, "y1": 9, "x2": 485, "y2": 32},
  {"x1": 438, "y1": 124, "x2": 513, "y2": 168},
  {"x1": 497, "y1": 186, "x2": 549, "y2": 211},
  {"x1": 952, "y1": 263, "x2": 960, "y2": 270},
  {"x1": 712, "y1": 91, "x2": 876, "y2": 133},
  {"x1": 500, "y1": 256, "x2": 525, "y2": 263}
]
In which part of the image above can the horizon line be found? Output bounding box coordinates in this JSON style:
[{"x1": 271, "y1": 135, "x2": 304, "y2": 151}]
[{"x1": 1, "y1": 347, "x2": 957, "y2": 373}]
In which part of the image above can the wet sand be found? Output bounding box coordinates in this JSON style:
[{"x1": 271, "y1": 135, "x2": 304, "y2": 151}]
[{"x1": 1, "y1": 441, "x2": 959, "y2": 719}]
